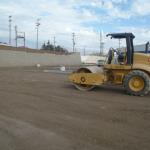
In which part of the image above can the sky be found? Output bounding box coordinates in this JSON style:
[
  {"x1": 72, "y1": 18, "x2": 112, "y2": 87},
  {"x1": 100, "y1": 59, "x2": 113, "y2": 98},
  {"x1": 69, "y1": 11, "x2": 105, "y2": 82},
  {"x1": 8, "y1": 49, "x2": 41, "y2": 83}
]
[{"x1": 0, "y1": 0, "x2": 150, "y2": 54}]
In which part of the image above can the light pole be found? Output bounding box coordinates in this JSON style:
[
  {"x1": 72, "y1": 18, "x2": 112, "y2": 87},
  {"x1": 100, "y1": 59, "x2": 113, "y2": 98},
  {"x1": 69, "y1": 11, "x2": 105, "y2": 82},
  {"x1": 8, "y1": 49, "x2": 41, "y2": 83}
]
[
  {"x1": 36, "y1": 18, "x2": 40, "y2": 50},
  {"x1": 9, "y1": 16, "x2": 12, "y2": 45}
]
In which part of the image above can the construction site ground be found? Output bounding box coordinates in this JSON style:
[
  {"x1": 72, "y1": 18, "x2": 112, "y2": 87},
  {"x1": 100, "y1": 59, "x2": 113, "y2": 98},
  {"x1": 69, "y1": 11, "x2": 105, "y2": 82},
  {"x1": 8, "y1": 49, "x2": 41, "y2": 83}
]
[{"x1": 0, "y1": 67, "x2": 150, "y2": 150}]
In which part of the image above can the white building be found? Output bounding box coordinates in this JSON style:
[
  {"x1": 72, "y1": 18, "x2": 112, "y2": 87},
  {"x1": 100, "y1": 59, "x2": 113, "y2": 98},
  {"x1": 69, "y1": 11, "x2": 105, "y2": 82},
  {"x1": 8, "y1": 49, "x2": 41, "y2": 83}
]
[{"x1": 134, "y1": 42, "x2": 150, "y2": 52}]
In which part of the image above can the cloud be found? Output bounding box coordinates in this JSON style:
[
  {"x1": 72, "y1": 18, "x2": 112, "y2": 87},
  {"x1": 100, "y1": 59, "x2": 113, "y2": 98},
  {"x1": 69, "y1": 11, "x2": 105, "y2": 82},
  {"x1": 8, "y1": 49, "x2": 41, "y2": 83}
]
[
  {"x1": 111, "y1": 0, "x2": 127, "y2": 4},
  {"x1": 0, "y1": 0, "x2": 107, "y2": 52},
  {"x1": 131, "y1": 0, "x2": 150, "y2": 16},
  {"x1": 118, "y1": 26, "x2": 150, "y2": 44},
  {"x1": 0, "y1": 0, "x2": 150, "y2": 54}
]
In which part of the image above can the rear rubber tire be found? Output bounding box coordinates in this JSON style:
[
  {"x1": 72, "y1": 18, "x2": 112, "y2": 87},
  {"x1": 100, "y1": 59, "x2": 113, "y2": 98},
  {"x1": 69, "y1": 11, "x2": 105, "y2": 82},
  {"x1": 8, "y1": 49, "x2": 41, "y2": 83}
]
[{"x1": 123, "y1": 70, "x2": 150, "y2": 96}]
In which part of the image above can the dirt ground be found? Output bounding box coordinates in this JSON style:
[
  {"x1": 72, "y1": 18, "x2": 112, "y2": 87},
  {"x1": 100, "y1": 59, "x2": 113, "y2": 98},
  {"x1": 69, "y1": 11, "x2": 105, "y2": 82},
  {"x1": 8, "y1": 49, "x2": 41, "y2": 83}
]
[{"x1": 0, "y1": 67, "x2": 150, "y2": 150}]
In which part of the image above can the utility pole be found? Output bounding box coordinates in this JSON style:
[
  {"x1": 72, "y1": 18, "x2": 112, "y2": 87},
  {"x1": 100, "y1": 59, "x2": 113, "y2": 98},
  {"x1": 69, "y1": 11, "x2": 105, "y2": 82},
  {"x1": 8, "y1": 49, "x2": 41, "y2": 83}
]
[
  {"x1": 15, "y1": 25, "x2": 17, "y2": 47},
  {"x1": 53, "y1": 36, "x2": 56, "y2": 52},
  {"x1": 23, "y1": 32, "x2": 26, "y2": 48},
  {"x1": 14, "y1": 25, "x2": 25, "y2": 48},
  {"x1": 99, "y1": 30, "x2": 104, "y2": 55},
  {"x1": 36, "y1": 18, "x2": 41, "y2": 50},
  {"x1": 72, "y1": 32, "x2": 75, "y2": 52},
  {"x1": 83, "y1": 46, "x2": 86, "y2": 56},
  {"x1": 100, "y1": 31, "x2": 102, "y2": 55},
  {"x1": 9, "y1": 16, "x2": 12, "y2": 45},
  {"x1": 119, "y1": 39, "x2": 121, "y2": 50}
]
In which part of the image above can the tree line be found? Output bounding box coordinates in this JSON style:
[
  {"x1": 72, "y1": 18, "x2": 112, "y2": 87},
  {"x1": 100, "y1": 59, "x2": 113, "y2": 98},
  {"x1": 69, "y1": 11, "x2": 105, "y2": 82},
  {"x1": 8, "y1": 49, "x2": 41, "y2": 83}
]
[{"x1": 41, "y1": 40, "x2": 68, "y2": 53}]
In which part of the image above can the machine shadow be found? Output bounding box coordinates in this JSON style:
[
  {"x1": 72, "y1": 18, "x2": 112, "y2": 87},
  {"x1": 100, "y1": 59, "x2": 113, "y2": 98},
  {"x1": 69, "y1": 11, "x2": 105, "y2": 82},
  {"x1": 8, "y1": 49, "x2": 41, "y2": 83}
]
[
  {"x1": 94, "y1": 85, "x2": 125, "y2": 94},
  {"x1": 64, "y1": 83, "x2": 150, "y2": 97},
  {"x1": 64, "y1": 83, "x2": 125, "y2": 95}
]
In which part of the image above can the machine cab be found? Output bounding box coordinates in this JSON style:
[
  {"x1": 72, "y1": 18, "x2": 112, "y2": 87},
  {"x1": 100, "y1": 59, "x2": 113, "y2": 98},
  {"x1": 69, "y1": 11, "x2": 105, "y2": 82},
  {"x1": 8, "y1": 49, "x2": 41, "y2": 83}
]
[
  {"x1": 107, "y1": 33, "x2": 135, "y2": 65},
  {"x1": 104, "y1": 33, "x2": 135, "y2": 70}
]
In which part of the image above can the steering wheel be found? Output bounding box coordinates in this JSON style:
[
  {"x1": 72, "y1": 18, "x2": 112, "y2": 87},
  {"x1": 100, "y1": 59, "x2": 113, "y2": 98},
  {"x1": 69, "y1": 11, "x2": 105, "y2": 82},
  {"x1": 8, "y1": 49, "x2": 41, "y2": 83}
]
[{"x1": 109, "y1": 47, "x2": 115, "y2": 51}]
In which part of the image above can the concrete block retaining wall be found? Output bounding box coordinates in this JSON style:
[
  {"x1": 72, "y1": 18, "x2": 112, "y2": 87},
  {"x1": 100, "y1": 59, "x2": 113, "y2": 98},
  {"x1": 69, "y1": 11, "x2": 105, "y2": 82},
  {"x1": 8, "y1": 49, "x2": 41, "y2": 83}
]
[{"x1": 0, "y1": 50, "x2": 81, "y2": 67}]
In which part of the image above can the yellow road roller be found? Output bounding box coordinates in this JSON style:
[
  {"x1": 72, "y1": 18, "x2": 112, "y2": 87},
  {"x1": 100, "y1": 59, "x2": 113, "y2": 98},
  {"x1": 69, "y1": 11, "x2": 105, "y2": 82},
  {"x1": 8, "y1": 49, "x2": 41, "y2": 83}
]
[{"x1": 69, "y1": 33, "x2": 150, "y2": 96}]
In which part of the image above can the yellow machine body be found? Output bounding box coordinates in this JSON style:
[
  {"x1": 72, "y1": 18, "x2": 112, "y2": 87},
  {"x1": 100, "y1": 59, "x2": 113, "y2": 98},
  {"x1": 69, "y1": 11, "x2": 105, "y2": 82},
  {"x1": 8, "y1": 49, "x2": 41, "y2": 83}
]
[
  {"x1": 69, "y1": 73, "x2": 105, "y2": 85},
  {"x1": 133, "y1": 53, "x2": 150, "y2": 73},
  {"x1": 69, "y1": 33, "x2": 150, "y2": 96},
  {"x1": 69, "y1": 53, "x2": 150, "y2": 86}
]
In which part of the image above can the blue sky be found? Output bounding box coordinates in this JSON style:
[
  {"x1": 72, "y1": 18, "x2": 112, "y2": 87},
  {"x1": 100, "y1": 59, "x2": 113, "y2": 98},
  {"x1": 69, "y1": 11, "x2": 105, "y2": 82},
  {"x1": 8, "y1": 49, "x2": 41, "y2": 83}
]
[{"x1": 0, "y1": 0, "x2": 150, "y2": 54}]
